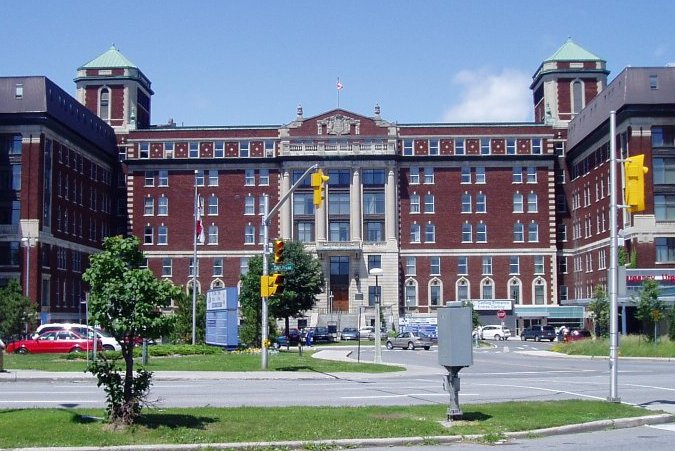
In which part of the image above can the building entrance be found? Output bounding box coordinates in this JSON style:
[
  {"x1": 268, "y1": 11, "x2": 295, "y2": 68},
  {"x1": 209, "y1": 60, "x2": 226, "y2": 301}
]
[{"x1": 329, "y1": 256, "x2": 349, "y2": 312}]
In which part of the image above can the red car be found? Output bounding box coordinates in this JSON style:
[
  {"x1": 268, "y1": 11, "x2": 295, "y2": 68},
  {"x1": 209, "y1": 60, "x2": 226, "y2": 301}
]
[
  {"x1": 6, "y1": 329, "x2": 101, "y2": 354},
  {"x1": 565, "y1": 329, "x2": 592, "y2": 342}
]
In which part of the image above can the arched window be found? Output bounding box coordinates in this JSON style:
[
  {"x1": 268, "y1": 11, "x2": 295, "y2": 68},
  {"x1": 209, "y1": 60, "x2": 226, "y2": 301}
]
[
  {"x1": 404, "y1": 279, "x2": 418, "y2": 307},
  {"x1": 99, "y1": 88, "x2": 110, "y2": 121},
  {"x1": 456, "y1": 278, "x2": 470, "y2": 301},
  {"x1": 508, "y1": 278, "x2": 521, "y2": 304},
  {"x1": 572, "y1": 80, "x2": 584, "y2": 114},
  {"x1": 480, "y1": 278, "x2": 494, "y2": 300},
  {"x1": 429, "y1": 278, "x2": 442, "y2": 306},
  {"x1": 533, "y1": 277, "x2": 546, "y2": 305}
]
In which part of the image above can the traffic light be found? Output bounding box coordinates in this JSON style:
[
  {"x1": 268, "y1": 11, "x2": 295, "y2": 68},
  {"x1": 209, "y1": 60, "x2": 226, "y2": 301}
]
[
  {"x1": 268, "y1": 273, "x2": 285, "y2": 296},
  {"x1": 311, "y1": 169, "x2": 330, "y2": 207},
  {"x1": 260, "y1": 275, "x2": 270, "y2": 297},
  {"x1": 624, "y1": 154, "x2": 649, "y2": 213},
  {"x1": 273, "y1": 239, "x2": 285, "y2": 264}
]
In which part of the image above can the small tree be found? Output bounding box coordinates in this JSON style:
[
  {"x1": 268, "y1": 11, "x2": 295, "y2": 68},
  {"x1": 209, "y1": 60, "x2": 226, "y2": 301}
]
[
  {"x1": 82, "y1": 236, "x2": 181, "y2": 425},
  {"x1": 588, "y1": 285, "x2": 609, "y2": 337},
  {"x1": 668, "y1": 305, "x2": 675, "y2": 341},
  {"x1": 238, "y1": 256, "x2": 265, "y2": 347},
  {"x1": 171, "y1": 290, "x2": 206, "y2": 344},
  {"x1": 0, "y1": 279, "x2": 36, "y2": 339},
  {"x1": 634, "y1": 279, "x2": 665, "y2": 342}
]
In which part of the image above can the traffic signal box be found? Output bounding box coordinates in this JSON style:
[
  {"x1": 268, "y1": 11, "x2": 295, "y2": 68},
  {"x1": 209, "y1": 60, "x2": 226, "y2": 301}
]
[
  {"x1": 624, "y1": 154, "x2": 649, "y2": 213},
  {"x1": 311, "y1": 169, "x2": 330, "y2": 207},
  {"x1": 273, "y1": 239, "x2": 285, "y2": 264},
  {"x1": 260, "y1": 274, "x2": 285, "y2": 297}
]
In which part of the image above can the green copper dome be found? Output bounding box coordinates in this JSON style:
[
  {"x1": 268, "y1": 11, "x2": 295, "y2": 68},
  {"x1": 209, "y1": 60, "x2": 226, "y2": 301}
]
[
  {"x1": 79, "y1": 45, "x2": 138, "y2": 69},
  {"x1": 545, "y1": 38, "x2": 604, "y2": 62}
]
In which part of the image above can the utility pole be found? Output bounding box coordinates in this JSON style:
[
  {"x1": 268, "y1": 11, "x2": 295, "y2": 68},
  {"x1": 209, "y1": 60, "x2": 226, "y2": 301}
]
[{"x1": 608, "y1": 111, "x2": 620, "y2": 402}]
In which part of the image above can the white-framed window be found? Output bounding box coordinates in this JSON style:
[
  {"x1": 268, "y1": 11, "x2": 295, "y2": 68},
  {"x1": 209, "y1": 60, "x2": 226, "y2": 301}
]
[
  {"x1": 475, "y1": 166, "x2": 486, "y2": 184},
  {"x1": 144, "y1": 197, "x2": 154, "y2": 215},
  {"x1": 482, "y1": 256, "x2": 492, "y2": 275},
  {"x1": 481, "y1": 278, "x2": 494, "y2": 300},
  {"x1": 534, "y1": 255, "x2": 545, "y2": 274},
  {"x1": 558, "y1": 256, "x2": 568, "y2": 273},
  {"x1": 430, "y1": 256, "x2": 440, "y2": 275},
  {"x1": 258, "y1": 196, "x2": 266, "y2": 216},
  {"x1": 507, "y1": 138, "x2": 516, "y2": 155},
  {"x1": 403, "y1": 139, "x2": 413, "y2": 156},
  {"x1": 189, "y1": 142, "x2": 199, "y2": 158},
  {"x1": 195, "y1": 170, "x2": 205, "y2": 187},
  {"x1": 410, "y1": 193, "x2": 420, "y2": 213},
  {"x1": 429, "y1": 139, "x2": 440, "y2": 156},
  {"x1": 512, "y1": 166, "x2": 522, "y2": 183},
  {"x1": 143, "y1": 225, "x2": 153, "y2": 244},
  {"x1": 99, "y1": 88, "x2": 110, "y2": 121},
  {"x1": 144, "y1": 171, "x2": 155, "y2": 187},
  {"x1": 424, "y1": 193, "x2": 435, "y2": 213},
  {"x1": 480, "y1": 138, "x2": 490, "y2": 155},
  {"x1": 461, "y1": 193, "x2": 472, "y2": 213},
  {"x1": 214, "y1": 141, "x2": 225, "y2": 158},
  {"x1": 527, "y1": 192, "x2": 538, "y2": 212},
  {"x1": 239, "y1": 141, "x2": 249, "y2": 157},
  {"x1": 208, "y1": 170, "x2": 218, "y2": 186},
  {"x1": 461, "y1": 223, "x2": 472, "y2": 242},
  {"x1": 164, "y1": 142, "x2": 175, "y2": 158},
  {"x1": 528, "y1": 222, "x2": 539, "y2": 242},
  {"x1": 139, "y1": 143, "x2": 150, "y2": 159},
  {"x1": 158, "y1": 170, "x2": 169, "y2": 187},
  {"x1": 526, "y1": 166, "x2": 537, "y2": 183},
  {"x1": 406, "y1": 256, "x2": 416, "y2": 275},
  {"x1": 162, "y1": 258, "x2": 172, "y2": 277},
  {"x1": 245, "y1": 195, "x2": 255, "y2": 215},
  {"x1": 461, "y1": 167, "x2": 471, "y2": 184},
  {"x1": 424, "y1": 167, "x2": 434, "y2": 184},
  {"x1": 456, "y1": 278, "x2": 469, "y2": 301},
  {"x1": 245, "y1": 169, "x2": 255, "y2": 186},
  {"x1": 213, "y1": 257, "x2": 223, "y2": 277},
  {"x1": 430, "y1": 279, "x2": 442, "y2": 306},
  {"x1": 457, "y1": 256, "x2": 468, "y2": 275},
  {"x1": 207, "y1": 196, "x2": 218, "y2": 215},
  {"x1": 513, "y1": 192, "x2": 524, "y2": 213},
  {"x1": 410, "y1": 223, "x2": 421, "y2": 243},
  {"x1": 259, "y1": 168, "x2": 269, "y2": 185},
  {"x1": 510, "y1": 255, "x2": 520, "y2": 274},
  {"x1": 265, "y1": 140, "x2": 275, "y2": 157},
  {"x1": 531, "y1": 138, "x2": 542, "y2": 154},
  {"x1": 157, "y1": 225, "x2": 168, "y2": 245},
  {"x1": 244, "y1": 224, "x2": 256, "y2": 244},
  {"x1": 425, "y1": 222, "x2": 436, "y2": 243},
  {"x1": 405, "y1": 280, "x2": 418, "y2": 307},
  {"x1": 455, "y1": 138, "x2": 465, "y2": 155},
  {"x1": 208, "y1": 225, "x2": 218, "y2": 244},
  {"x1": 409, "y1": 167, "x2": 420, "y2": 184},
  {"x1": 476, "y1": 192, "x2": 486, "y2": 213},
  {"x1": 476, "y1": 222, "x2": 487, "y2": 242},
  {"x1": 158, "y1": 196, "x2": 168, "y2": 216},
  {"x1": 513, "y1": 222, "x2": 524, "y2": 242},
  {"x1": 534, "y1": 278, "x2": 546, "y2": 305}
]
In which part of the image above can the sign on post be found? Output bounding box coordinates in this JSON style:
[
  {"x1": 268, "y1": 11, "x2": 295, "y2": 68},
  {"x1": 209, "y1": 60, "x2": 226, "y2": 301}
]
[{"x1": 497, "y1": 310, "x2": 506, "y2": 320}]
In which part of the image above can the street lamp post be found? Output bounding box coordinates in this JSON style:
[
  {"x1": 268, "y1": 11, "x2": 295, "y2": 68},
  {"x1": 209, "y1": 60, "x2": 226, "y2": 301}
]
[
  {"x1": 369, "y1": 267, "x2": 383, "y2": 364},
  {"x1": 21, "y1": 236, "x2": 37, "y2": 300}
]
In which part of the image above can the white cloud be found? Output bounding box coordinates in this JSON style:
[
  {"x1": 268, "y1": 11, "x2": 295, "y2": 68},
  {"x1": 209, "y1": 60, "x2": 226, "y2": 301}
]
[{"x1": 442, "y1": 68, "x2": 533, "y2": 122}]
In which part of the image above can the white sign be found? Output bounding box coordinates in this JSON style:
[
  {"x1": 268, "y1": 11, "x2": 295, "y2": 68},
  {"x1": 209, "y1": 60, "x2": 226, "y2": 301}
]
[{"x1": 471, "y1": 300, "x2": 513, "y2": 311}]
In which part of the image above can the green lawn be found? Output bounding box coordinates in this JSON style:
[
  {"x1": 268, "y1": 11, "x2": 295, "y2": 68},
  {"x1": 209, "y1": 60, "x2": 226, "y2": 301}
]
[
  {"x1": 1, "y1": 346, "x2": 402, "y2": 373},
  {"x1": 551, "y1": 335, "x2": 675, "y2": 358},
  {"x1": 0, "y1": 400, "x2": 654, "y2": 448}
]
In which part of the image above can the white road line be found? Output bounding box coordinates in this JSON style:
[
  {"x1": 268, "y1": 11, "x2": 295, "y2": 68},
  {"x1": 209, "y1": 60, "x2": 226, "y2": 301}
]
[
  {"x1": 472, "y1": 383, "x2": 607, "y2": 401},
  {"x1": 647, "y1": 424, "x2": 675, "y2": 432},
  {"x1": 0, "y1": 400, "x2": 100, "y2": 404},
  {"x1": 340, "y1": 393, "x2": 470, "y2": 399},
  {"x1": 625, "y1": 383, "x2": 675, "y2": 392}
]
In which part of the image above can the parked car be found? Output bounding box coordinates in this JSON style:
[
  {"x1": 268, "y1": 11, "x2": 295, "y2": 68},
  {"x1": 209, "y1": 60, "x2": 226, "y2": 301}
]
[
  {"x1": 359, "y1": 326, "x2": 374, "y2": 340},
  {"x1": 312, "y1": 326, "x2": 333, "y2": 343},
  {"x1": 6, "y1": 330, "x2": 101, "y2": 354},
  {"x1": 340, "y1": 327, "x2": 359, "y2": 341},
  {"x1": 565, "y1": 328, "x2": 592, "y2": 342},
  {"x1": 33, "y1": 323, "x2": 121, "y2": 351},
  {"x1": 521, "y1": 325, "x2": 556, "y2": 342},
  {"x1": 386, "y1": 331, "x2": 433, "y2": 350},
  {"x1": 480, "y1": 325, "x2": 511, "y2": 341},
  {"x1": 274, "y1": 328, "x2": 301, "y2": 348}
]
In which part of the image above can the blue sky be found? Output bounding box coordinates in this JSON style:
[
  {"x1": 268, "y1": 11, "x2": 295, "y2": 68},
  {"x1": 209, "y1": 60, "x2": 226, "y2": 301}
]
[{"x1": 4, "y1": 1, "x2": 674, "y2": 126}]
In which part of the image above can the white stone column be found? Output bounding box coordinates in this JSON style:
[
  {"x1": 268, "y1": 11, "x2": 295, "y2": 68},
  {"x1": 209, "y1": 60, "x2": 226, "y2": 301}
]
[
  {"x1": 316, "y1": 184, "x2": 327, "y2": 241},
  {"x1": 386, "y1": 166, "x2": 397, "y2": 242},
  {"x1": 351, "y1": 168, "x2": 362, "y2": 241},
  {"x1": 280, "y1": 169, "x2": 291, "y2": 239}
]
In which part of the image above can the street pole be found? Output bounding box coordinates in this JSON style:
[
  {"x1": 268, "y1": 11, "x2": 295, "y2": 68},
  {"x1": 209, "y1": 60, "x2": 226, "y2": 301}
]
[
  {"x1": 261, "y1": 195, "x2": 270, "y2": 370},
  {"x1": 608, "y1": 110, "x2": 620, "y2": 402},
  {"x1": 370, "y1": 267, "x2": 383, "y2": 364},
  {"x1": 192, "y1": 172, "x2": 199, "y2": 346}
]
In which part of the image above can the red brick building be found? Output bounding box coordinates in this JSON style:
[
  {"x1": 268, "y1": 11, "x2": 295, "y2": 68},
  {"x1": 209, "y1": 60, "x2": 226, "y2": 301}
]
[{"x1": 3, "y1": 39, "x2": 674, "y2": 334}]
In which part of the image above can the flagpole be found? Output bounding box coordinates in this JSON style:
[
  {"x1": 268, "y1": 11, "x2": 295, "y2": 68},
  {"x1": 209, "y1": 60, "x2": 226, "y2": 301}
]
[
  {"x1": 336, "y1": 77, "x2": 342, "y2": 108},
  {"x1": 192, "y1": 170, "x2": 198, "y2": 345}
]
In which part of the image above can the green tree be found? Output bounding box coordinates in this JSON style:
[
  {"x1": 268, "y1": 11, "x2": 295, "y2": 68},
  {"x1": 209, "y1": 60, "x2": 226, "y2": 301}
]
[
  {"x1": 238, "y1": 241, "x2": 325, "y2": 347},
  {"x1": 82, "y1": 236, "x2": 181, "y2": 425},
  {"x1": 0, "y1": 279, "x2": 36, "y2": 339},
  {"x1": 634, "y1": 279, "x2": 665, "y2": 342},
  {"x1": 171, "y1": 290, "x2": 206, "y2": 344},
  {"x1": 588, "y1": 285, "x2": 610, "y2": 337},
  {"x1": 268, "y1": 241, "x2": 325, "y2": 338},
  {"x1": 667, "y1": 305, "x2": 675, "y2": 341}
]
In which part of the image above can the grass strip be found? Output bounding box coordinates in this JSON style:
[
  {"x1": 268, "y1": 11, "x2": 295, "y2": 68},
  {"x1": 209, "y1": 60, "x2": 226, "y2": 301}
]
[
  {"x1": 551, "y1": 335, "x2": 675, "y2": 358},
  {"x1": 0, "y1": 400, "x2": 652, "y2": 448}
]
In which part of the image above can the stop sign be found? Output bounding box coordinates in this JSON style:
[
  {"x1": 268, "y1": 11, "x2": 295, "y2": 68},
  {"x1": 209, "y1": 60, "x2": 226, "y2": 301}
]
[{"x1": 497, "y1": 310, "x2": 506, "y2": 319}]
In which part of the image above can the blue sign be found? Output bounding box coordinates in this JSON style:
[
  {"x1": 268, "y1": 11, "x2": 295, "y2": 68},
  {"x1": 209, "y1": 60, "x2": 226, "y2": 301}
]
[{"x1": 205, "y1": 287, "x2": 239, "y2": 349}]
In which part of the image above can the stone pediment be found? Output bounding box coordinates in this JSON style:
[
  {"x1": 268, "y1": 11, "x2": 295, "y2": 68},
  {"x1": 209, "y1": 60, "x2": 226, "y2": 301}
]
[
  {"x1": 283, "y1": 108, "x2": 391, "y2": 138},
  {"x1": 317, "y1": 114, "x2": 360, "y2": 136}
]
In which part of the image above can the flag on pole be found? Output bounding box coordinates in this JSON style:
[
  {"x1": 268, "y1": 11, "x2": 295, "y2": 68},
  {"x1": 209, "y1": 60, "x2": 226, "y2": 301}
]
[
  {"x1": 195, "y1": 196, "x2": 205, "y2": 244},
  {"x1": 336, "y1": 78, "x2": 343, "y2": 90}
]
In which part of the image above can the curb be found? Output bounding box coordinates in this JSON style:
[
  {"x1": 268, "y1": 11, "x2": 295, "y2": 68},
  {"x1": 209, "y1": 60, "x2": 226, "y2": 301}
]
[{"x1": 11, "y1": 414, "x2": 673, "y2": 451}]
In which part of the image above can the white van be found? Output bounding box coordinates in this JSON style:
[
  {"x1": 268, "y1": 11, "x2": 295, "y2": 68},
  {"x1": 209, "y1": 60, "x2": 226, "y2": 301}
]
[
  {"x1": 32, "y1": 323, "x2": 121, "y2": 351},
  {"x1": 480, "y1": 325, "x2": 511, "y2": 341}
]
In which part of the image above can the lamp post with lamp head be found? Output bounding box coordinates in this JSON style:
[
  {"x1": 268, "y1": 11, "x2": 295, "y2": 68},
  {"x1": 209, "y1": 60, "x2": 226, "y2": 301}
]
[{"x1": 369, "y1": 267, "x2": 383, "y2": 364}]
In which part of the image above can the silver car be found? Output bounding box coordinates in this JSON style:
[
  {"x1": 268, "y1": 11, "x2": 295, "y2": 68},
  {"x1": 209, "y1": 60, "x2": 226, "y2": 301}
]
[{"x1": 385, "y1": 331, "x2": 433, "y2": 350}]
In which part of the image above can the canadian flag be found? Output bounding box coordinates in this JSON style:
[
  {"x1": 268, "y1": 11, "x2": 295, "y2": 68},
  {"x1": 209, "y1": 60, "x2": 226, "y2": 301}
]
[
  {"x1": 336, "y1": 78, "x2": 343, "y2": 90},
  {"x1": 195, "y1": 196, "x2": 205, "y2": 244}
]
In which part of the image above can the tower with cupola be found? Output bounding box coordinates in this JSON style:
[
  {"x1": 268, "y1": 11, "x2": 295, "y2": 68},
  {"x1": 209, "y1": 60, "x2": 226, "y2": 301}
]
[
  {"x1": 74, "y1": 45, "x2": 153, "y2": 131},
  {"x1": 531, "y1": 38, "x2": 609, "y2": 128}
]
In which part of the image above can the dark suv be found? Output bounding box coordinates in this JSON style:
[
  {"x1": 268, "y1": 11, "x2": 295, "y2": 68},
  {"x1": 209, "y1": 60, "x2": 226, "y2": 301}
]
[{"x1": 521, "y1": 325, "x2": 556, "y2": 342}]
